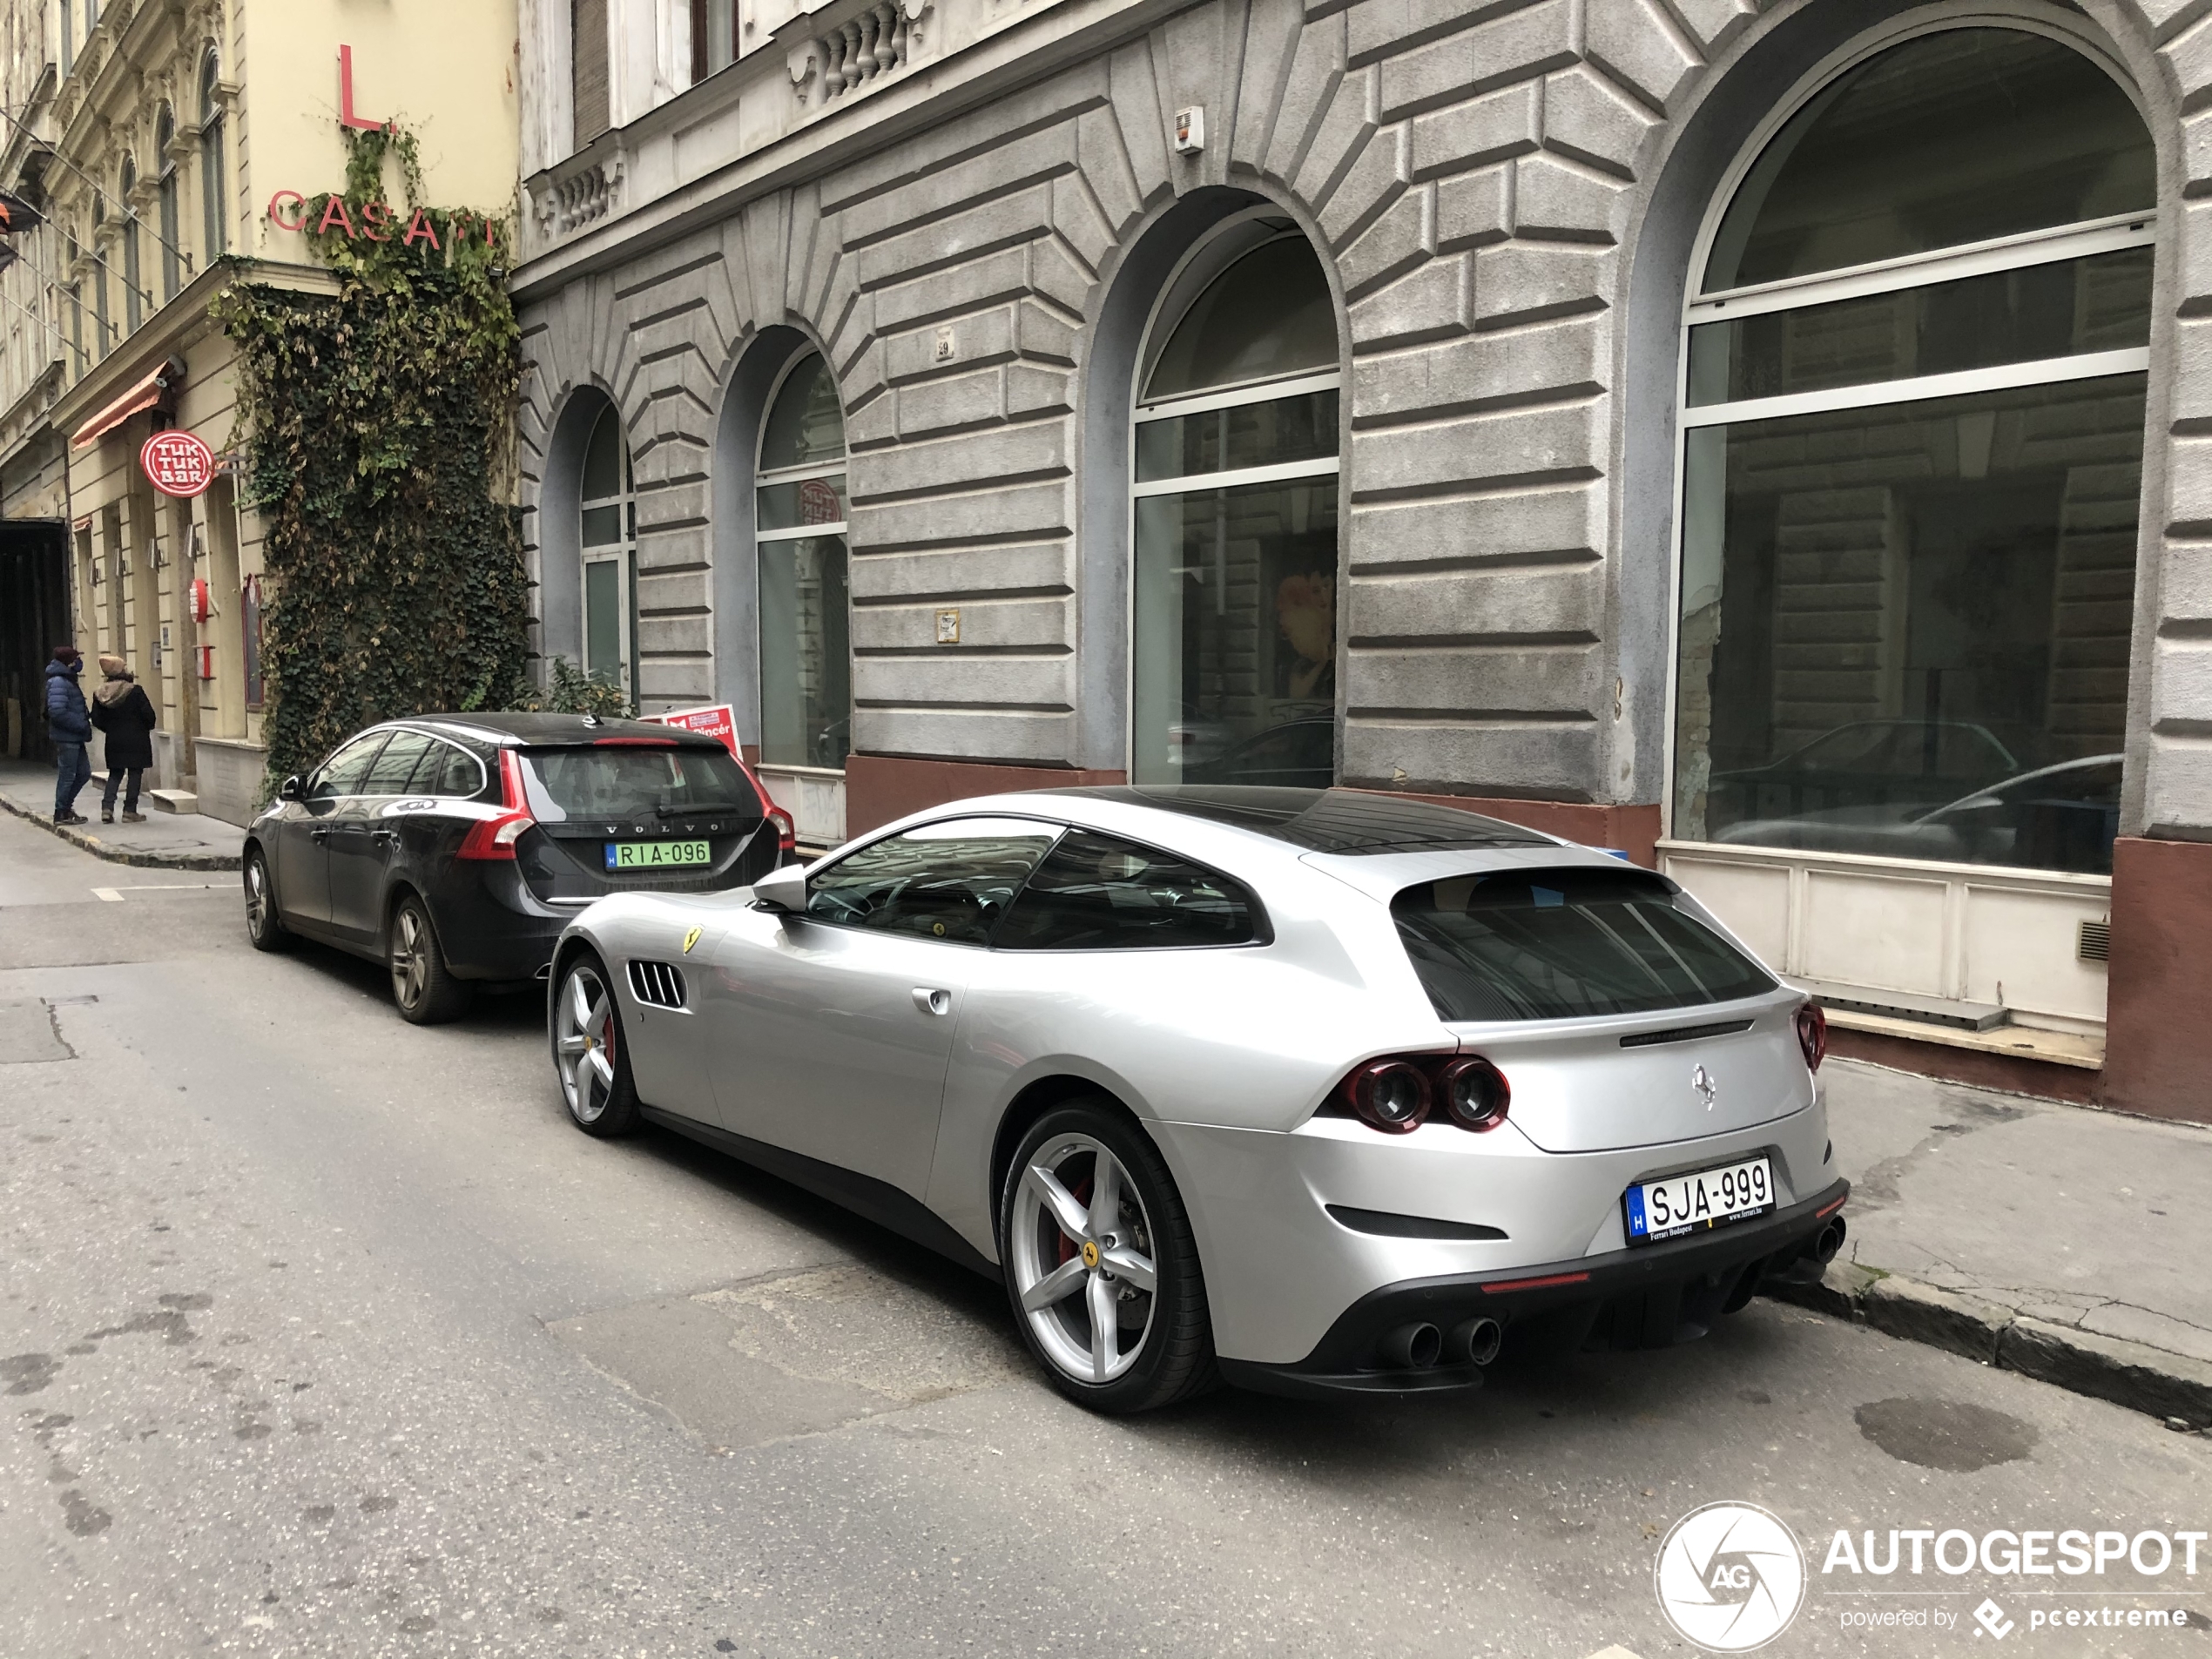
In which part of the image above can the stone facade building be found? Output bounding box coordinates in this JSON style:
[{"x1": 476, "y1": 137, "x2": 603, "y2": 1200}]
[
  {"x1": 0, "y1": 0, "x2": 518, "y2": 824},
  {"x1": 512, "y1": 0, "x2": 2212, "y2": 1120}
]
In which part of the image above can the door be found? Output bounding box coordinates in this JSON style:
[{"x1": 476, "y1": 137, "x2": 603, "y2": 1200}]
[
  {"x1": 705, "y1": 816, "x2": 1060, "y2": 1195},
  {"x1": 278, "y1": 732, "x2": 387, "y2": 932},
  {"x1": 327, "y1": 732, "x2": 432, "y2": 944}
]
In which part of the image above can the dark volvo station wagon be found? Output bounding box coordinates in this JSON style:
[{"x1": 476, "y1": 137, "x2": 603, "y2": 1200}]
[{"x1": 243, "y1": 713, "x2": 791, "y2": 1022}]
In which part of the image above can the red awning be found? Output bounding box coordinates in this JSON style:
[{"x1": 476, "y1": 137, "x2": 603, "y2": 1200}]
[{"x1": 71, "y1": 361, "x2": 181, "y2": 448}]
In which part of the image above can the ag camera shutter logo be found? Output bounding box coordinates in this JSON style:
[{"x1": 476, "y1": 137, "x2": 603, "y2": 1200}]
[{"x1": 1655, "y1": 1501, "x2": 1808, "y2": 1651}]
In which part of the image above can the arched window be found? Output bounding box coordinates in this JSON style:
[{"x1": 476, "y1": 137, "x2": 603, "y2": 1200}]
[
  {"x1": 65, "y1": 233, "x2": 84, "y2": 377},
  {"x1": 199, "y1": 49, "x2": 227, "y2": 259},
  {"x1": 89, "y1": 199, "x2": 108, "y2": 356},
  {"x1": 578, "y1": 404, "x2": 637, "y2": 698},
  {"x1": 755, "y1": 351, "x2": 849, "y2": 769},
  {"x1": 118, "y1": 157, "x2": 141, "y2": 333},
  {"x1": 154, "y1": 106, "x2": 181, "y2": 300},
  {"x1": 1672, "y1": 25, "x2": 2152, "y2": 879},
  {"x1": 1130, "y1": 225, "x2": 1339, "y2": 786}
]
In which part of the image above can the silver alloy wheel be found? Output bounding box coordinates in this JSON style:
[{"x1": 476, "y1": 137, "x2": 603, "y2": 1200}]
[
  {"x1": 1008, "y1": 1133, "x2": 1159, "y2": 1385},
  {"x1": 245, "y1": 856, "x2": 272, "y2": 935},
  {"x1": 391, "y1": 905, "x2": 432, "y2": 1011},
  {"x1": 555, "y1": 963, "x2": 618, "y2": 1123}
]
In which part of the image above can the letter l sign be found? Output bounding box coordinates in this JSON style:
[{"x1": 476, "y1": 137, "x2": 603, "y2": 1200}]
[{"x1": 339, "y1": 44, "x2": 392, "y2": 132}]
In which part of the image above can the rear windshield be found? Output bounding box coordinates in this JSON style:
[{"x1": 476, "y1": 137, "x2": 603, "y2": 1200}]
[
  {"x1": 518, "y1": 745, "x2": 764, "y2": 823},
  {"x1": 1393, "y1": 867, "x2": 1775, "y2": 1022}
]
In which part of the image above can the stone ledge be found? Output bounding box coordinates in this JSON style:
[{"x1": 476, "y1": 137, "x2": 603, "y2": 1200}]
[{"x1": 1764, "y1": 1264, "x2": 2212, "y2": 1430}]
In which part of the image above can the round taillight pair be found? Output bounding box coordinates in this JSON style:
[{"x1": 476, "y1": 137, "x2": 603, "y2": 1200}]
[
  {"x1": 1439, "y1": 1056, "x2": 1510, "y2": 1131},
  {"x1": 1342, "y1": 1055, "x2": 1511, "y2": 1134},
  {"x1": 1796, "y1": 1002, "x2": 1828, "y2": 1071}
]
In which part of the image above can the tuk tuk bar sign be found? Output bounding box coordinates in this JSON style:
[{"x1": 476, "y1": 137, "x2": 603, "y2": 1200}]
[
  {"x1": 142, "y1": 429, "x2": 216, "y2": 498},
  {"x1": 264, "y1": 191, "x2": 499, "y2": 250}
]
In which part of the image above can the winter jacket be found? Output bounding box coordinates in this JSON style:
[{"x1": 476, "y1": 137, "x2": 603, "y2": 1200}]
[
  {"x1": 44, "y1": 661, "x2": 91, "y2": 745},
  {"x1": 89, "y1": 678, "x2": 158, "y2": 771}
]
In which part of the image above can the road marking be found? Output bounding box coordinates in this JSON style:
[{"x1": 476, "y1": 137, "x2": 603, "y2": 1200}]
[{"x1": 91, "y1": 883, "x2": 221, "y2": 901}]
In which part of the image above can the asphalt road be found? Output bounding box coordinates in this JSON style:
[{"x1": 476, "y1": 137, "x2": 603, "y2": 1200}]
[{"x1": 3, "y1": 810, "x2": 2208, "y2": 1658}]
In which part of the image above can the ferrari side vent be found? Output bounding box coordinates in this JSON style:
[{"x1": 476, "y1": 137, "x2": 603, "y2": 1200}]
[
  {"x1": 628, "y1": 960, "x2": 687, "y2": 1009},
  {"x1": 2078, "y1": 919, "x2": 2111, "y2": 963}
]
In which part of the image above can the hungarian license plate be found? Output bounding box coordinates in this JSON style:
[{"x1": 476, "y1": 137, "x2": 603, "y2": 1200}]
[
  {"x1": 1624, "y1": 1156, "x2": 1772, "y2": 1245},
  {"x1": 604, "y1": 840, "x2": 711, "y2": 872}
]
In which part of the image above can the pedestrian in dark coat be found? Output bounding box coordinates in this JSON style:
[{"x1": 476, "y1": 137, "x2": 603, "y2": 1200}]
[
  {"x1": 44, "y1": 646, "x2": 91, "y2": 824},
  {"x1": 89, "y1": 654, "x2": 158, "y2": 823}
]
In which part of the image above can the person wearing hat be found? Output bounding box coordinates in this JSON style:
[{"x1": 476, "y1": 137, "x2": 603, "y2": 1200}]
[
  {"x1": 88, "y1": 653, "x2": 158, "y2": 824},
  {"x1": 44, "y1": 644, "x2": 92, "y2": 825}
]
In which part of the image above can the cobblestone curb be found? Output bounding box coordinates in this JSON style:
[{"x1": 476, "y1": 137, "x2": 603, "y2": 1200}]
[
  {"x1": 1764, "y1": 1264, "x2": 2212, "y2": 1431},
  {"x1": 0, "y1": 792, "x2": 242, "y2": 871}
]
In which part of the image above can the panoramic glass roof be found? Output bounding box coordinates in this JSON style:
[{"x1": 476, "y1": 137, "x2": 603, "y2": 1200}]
[{"x1": 1049, "y1": 786, "x2": 1551, "y2": 855}]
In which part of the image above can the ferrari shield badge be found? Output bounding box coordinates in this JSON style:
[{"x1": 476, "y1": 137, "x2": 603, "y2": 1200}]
[{"x1": 682, "y1": 925, "x2": 703, "y2": 954}]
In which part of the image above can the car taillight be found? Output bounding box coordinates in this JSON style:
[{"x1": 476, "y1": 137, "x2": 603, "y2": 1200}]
[
  {"x1": 765, "y1": 805, "x2": 796, "y2": 857},
  {"x1": 1330, "y1": 1054, "x2": 1510, "y2": 1135},
  {"x1": 1796, "y1": 1003, "x2": 1828, "y2": 1071},
  {"x1": 457, "y1": 749, "x2": 535, "y2": 861},
  {"x1": 1438, "y1": 1056, "x2": 1510, "y2": 1130}
]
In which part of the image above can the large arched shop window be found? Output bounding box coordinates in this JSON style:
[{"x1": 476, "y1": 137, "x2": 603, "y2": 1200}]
[
  {"x1": 755, "y1": 351, "x2": 850, "y2": 769},
  {"x1": 1673, "y1": 26, "x2": 2153, "y2": 876},
  {"x1": 1130, "y1": 227, "x2": 1339, "y2": 786},
  {"x1": 578, "y1": 403, "x2": 637, "y2": 698}
]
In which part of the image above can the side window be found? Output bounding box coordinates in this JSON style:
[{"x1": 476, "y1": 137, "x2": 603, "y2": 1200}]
[
  {"x1": 993, "y1": 830, "x2": 1258, "y2": 951},
  {"x1": 310, "y1": 735, "x2": 388, "y2": 800},
  {"x1": 805, "y1": 817, "x2": 1061, "y2": 943},
  {"x1": 361, "y1": 732, "x2": 433, "y2": 795},
  {"x1": 412, "y1": 740, "x2": 486, "y2": 799}
]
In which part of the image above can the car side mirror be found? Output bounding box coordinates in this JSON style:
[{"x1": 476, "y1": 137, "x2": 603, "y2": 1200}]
[
  {"x1": 279, "y1": 774, "x2": 305, "y2": 802},
  {"x1": 751, "y1": 865, "x2": 807, "y2": 914}
]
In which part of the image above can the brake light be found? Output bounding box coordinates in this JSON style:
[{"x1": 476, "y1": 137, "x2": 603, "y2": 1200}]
[
  {"x1": 592, "y1": 736, "x2": 678, "y2": 746},
  {"x1": 1796, "y1": 1003, "x2": 1828, "y2": 1071},
  {"x1": 765, "y1": 804, "x2": 796, "y2": 856},
  {"x1": 1328, "y1": 1053, "x2": 1510, "y2": 1135},
  {"x1": 457, "y1": 748, "x2": 535, "y2": 860}
]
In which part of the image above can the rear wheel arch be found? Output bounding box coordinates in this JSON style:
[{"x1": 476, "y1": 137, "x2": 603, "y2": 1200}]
[{"x1": 990, "y1": 1076, "x2": 1163, "y2": 1253}]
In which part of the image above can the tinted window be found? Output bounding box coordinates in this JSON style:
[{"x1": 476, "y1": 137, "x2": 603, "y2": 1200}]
[
  {"x1": 311, "y1": 735, "x2": 387, "y2": 800},
  {"x1": 519, "y1": 745, "x2": 763, "y2": 822},
  {"x1": 806, "y1": 818, "x2": 1060, "y2": 944},
  {"x1": 410, "y1": 740, "x2": 486, "y2": 799},
  {"x1": 361, "y1": 732, "x2": 432, "y2": 795},
  {"x1": 1393, "y1": 867, "x2": 1774, "y2": 1022},
  {"x1": 995, "y1": 830, "x2": 1258, "y2": 950}
]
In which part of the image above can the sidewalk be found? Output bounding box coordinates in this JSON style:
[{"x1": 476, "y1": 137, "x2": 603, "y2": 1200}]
[
  {"x1": 0, "y1": 759, "x2": 245, "y2": 869},
  {"x1": 1769, "y1": 1057, "x2": 2212, "y2": 1427}
]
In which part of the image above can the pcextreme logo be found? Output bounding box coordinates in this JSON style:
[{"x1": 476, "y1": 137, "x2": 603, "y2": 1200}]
[{"x1": 1655, "y1": 1501, "x2": 1809, "y2": 1652}]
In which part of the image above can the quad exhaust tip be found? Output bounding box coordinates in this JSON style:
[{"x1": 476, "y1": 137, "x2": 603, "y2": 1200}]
[
  {"x1": 1814, "y1": 1216, "x2": 1847, "y2": 1264},
  {"x1": 1451, "y1": 1316, "x2": 1504, "y2": 1367},
  {"x1": 1376, "y1": 1316, "x2": 1503, "y2": 1371}
]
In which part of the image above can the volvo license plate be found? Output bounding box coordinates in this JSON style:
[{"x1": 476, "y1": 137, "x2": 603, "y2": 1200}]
[
  {"x1": 1623, "y1": 1157, "x2": 1772, "y2": 1245},
  {"x1": 604, "y1": 840, "x2": 711, "y2": 871}
]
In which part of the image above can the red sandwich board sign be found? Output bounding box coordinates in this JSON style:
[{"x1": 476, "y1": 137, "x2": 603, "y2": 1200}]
[
  {"x1": 142, "y1": 429, "x2": 216, "y2": 498},
  {"x1": 644, "y1": 703, "x2": 739, "y2": 756}
]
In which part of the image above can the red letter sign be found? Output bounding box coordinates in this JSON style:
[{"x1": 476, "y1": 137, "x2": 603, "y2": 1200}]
[{"x1": 142, "y1": 430, "x2": 217, "y2": 499}]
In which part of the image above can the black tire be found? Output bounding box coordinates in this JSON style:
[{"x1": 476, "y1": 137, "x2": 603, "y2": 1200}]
[
  {"x1": 551, "y1": 951, "x2": 643, "y2": 1136},
  {"x1": 243, "y1": 847, "x2": 293, "y2": 953},
  {"x1": 998, "y1": 1100, "x2": 1217, "y2": 1413},
  {"x1": 389, "y1": 894, "x2": 471, "y2": 1025}
]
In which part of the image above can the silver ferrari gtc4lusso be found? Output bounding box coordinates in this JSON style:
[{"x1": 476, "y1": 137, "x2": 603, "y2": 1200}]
[{"x1": 547, "y1": 787, "x2": 1848, "y2": 1412}]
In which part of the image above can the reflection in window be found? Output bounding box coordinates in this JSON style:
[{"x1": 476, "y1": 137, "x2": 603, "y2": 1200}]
[
  {"x1": 199, "y1": 49, "x2": 227, "y2": 258},
  {"x1": 757, "y1": 352, "x2": 850, "y2": 769},
  {"x1": 806, "y1": 819, "x2": 1059, "y2": 941},
  {"x1": 577, "y1": 403, "x2": 636, "y2": 699},
  {"x1": 1131, "y1": 229, "x2": 1340, "y2": 786},
  {"x1": 995, "y1": 830, "x2": 1258, "y2": 950},
  {"x1": 1674, "y1": 27, "x2": 2151, "y2": 880}
]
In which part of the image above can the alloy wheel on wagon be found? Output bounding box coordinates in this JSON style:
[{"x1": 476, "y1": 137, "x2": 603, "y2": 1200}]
[{"x1": 1008, "y1": 1132, "x2": 1161, "y2": 1385}]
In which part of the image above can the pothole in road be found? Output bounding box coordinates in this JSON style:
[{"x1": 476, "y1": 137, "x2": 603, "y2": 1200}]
[
  {"x1": 1854, "y1": 1395, "x2": 2039, "y2": 1471},
  {"x1": 548, "y1": 1263, "x2": 1025, "y2": 1450}
]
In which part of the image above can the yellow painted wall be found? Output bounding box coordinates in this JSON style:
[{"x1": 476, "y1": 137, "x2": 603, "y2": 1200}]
[{"x1": 242, "y1": 0, "x2": 521, "y2": 264}]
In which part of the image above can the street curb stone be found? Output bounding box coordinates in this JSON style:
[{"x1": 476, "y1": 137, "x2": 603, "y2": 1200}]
[
  {"x1": 0, "y1": 792, "x2": 242, "y2": 871},
  {"x1": 1764, "y1": 1266, "x2": 2212, "y2": 1430}
]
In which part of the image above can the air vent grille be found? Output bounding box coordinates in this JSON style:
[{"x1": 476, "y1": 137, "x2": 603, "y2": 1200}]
[
  {"x1": 628, "y1": 959, "x2": 687, "y2": 1008},
  {"x1": 1619, "y1": 1018, "x2": 1755, "y2": 1049},
  {"x1": 2077, "y1": 919, "x2": 2111, "y2": 964}
]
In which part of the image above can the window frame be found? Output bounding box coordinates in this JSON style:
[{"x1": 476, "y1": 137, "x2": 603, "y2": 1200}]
[
  {"x1": 1662, "y1": 14, "x2": 2156, "y2": 851},
  {"x1": 577, "y1": 402, "x2": 638, "y2": 703},
  {"x1": 989, "y1": 824, "x2": 1273, "y2": 954},
  {"x1": 753, "y1": 345, "x2": 852, "y2": 772},
  {"x1": 199, "y1": 47, "x2": 227, "y2": 260},
  {"x1": 797, "y1": 813, "x2": 1068, "y2": 948},
  {"x1": 1123, "y1": 212, "x2": 1345, "y2": 787},
  {"x1": 154, "y1": 105, "x2": 181, "y2": 301},
  {"x1": 309, "y1": 732, "x2": 391, "y2": 800},
  {"x1": 118, "y1": 156, "x2": 142, "y2": 334}
]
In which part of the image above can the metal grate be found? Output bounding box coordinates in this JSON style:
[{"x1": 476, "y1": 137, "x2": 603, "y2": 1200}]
[
  {"x1": 2077, "y1": 919, "x2": 2112, "y2": 964},
  {"x1": 627, "y1": 960, "x2": 687, "y2": 1008}
]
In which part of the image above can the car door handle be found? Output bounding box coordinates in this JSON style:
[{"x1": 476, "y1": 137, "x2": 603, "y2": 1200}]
[
  {"x1": 310, "y1": 827, "x2": 331, "y2": 844},
  {"x1": 371, "y1": 829, "x2": 400, "y2": 847},
  {"x1": 912, "y1": 988, "x2": 952, "y2": 1017}
]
